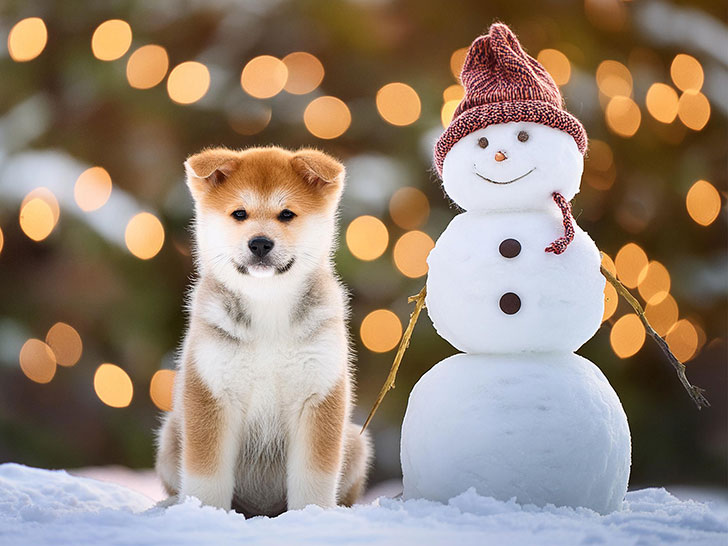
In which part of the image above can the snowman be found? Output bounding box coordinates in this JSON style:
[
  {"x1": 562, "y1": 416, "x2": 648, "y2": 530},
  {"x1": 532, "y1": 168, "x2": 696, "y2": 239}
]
[{"x1": 400, "y1": 23, "x2": 631, "y2": 514}]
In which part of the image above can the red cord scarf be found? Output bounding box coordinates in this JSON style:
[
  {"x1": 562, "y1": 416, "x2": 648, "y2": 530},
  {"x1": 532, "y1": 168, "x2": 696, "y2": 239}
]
[{"x1": 545, "y1": 192, "x2": 574, "y2": 255}]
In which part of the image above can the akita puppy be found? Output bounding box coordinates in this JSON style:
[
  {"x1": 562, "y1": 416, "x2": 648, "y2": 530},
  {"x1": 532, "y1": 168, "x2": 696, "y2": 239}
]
[{"x1": 155, "y1": 146, "x2": 371, "y2": 517}]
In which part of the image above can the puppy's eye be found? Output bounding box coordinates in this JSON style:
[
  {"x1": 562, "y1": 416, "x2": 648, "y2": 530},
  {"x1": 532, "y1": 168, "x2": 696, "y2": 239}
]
[
  {"x1": 278, "y1": 209, "x2": 296, "y2": 222},
  {"x1": 518, "y1": 131, "x2": 529, "y2": 142},
  {"x1": 231, "y1": 209, "x2": 247, "y2": 221},
  {"x1": 478, "y1": 137, "x2": 489, "y2": 149}
]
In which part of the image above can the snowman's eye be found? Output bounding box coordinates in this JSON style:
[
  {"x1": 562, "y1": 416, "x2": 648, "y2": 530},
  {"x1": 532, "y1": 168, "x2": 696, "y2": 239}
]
[
  {"x1": 478, "y1": 137, "x2": 489, "y2": 149},
  {"x1": 518, "y1": 131, "x2": 529, "y2": 142}
]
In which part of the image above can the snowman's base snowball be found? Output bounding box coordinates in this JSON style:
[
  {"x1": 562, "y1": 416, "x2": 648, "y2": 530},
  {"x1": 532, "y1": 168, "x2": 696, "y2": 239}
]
[{"x1": 401, "y1": 352, "x2": 631, "y2": 514}]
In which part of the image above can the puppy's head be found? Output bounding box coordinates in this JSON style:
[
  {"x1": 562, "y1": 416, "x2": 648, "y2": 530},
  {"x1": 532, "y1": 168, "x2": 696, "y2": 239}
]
[{"x1": 185, "y1": 146, "x2": 344, "y2": 282}]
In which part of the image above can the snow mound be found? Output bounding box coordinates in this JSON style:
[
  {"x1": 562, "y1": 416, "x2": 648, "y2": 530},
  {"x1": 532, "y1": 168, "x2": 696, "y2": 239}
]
[{"x1": 1, "y1": 463, "x2": 726, "y2": 546}]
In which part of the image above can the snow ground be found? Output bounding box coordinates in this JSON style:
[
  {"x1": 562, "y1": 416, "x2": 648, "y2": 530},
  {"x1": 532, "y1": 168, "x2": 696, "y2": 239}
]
[{"x1": 1, "y1": 464, "x2": 726, "y2": 546}]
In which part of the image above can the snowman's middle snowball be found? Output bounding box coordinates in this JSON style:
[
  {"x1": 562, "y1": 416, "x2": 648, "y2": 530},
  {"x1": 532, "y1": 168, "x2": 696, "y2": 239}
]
[{"x1": 426, "y1": 209, "x2": 604, "y2": 354}]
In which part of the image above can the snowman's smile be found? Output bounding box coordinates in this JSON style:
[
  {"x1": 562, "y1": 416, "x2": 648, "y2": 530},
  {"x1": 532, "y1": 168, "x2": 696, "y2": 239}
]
[{"x1": 473, "y1": 167, "x2": 536, "y2": 185}]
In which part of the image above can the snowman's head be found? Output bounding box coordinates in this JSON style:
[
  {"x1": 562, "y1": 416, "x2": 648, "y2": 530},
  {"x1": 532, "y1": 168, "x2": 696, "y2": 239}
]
[{"x1": 441, "y1": 122, "x2": 583, "y2": 212}]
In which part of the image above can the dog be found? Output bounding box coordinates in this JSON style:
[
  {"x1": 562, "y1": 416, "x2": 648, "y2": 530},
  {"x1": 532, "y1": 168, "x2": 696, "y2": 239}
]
[{"x1": 155, "y1": 145, "x2": 372, "y2": 517}]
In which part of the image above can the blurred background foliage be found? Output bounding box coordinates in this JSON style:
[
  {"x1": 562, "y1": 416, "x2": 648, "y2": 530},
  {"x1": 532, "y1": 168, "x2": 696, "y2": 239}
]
[{"x1": 0, "y1": 0, "x2": 725, "y2": 491}]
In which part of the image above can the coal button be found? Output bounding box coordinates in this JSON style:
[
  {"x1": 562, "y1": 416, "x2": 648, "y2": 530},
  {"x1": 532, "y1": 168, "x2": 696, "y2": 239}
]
[
  {"x1": 499, "y1": 292, "x2": 521, "y2": 315},
  {"x1": 499, "y1": 238, "x2": 521, "y2": 258}
]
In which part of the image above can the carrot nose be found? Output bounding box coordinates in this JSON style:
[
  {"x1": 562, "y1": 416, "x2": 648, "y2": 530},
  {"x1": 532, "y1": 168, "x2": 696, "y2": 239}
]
[{"x1": 495, "y1": 151, "x2": 507, "y2": 162}]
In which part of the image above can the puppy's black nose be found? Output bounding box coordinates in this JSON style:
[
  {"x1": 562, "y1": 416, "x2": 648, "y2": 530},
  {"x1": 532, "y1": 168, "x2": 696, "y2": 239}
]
[{"x1": 248, "y1": 237, "x2": 274, "y2": 258}]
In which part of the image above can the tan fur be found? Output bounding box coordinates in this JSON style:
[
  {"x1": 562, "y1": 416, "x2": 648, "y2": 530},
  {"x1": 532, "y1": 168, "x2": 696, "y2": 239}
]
[
  {"x1": 310, "y1": 379, "x2": 347, "y2": 473},
  {"x1": 183, "y1": 364, "x2": 223, "y2": 475}
]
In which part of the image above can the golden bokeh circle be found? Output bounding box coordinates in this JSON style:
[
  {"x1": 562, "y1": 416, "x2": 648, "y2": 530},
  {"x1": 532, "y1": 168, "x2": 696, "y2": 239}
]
[
  {"x1": 393, "y1": 231, "x2": 435, "y2": 279},
  {"x1": 19, "y1": 339, "x2": 56, "y2": 384},
  {"x1": 282, "y1": 52, "x2": 324, "y2": 95},
  {"x1": 75, "y1": 167, "x2": 112, "y2": 212},
  {"x1": 126, "y1": 45, "x2": 169, "y2": 89},
  {"x1": 346, "y1": 216, "x2": 389, "y2": 261},
  {"x1": 167, "y1": 62, "x2": 210, "y2": 105},
  {"x1": 303, "y1": 96, "x2": 351, "y2": 139},
  {"x1": 45, "y1": 322, "x2": 83, "y2": 367},
  {"x1": 150, "y1": 369, "x2": 176, "y2": 412},
  {"x1": 610, "y1": 314, "x2": 646, "y2": 359},
  {"x1": 241, "y1": 55, "x2": 288, "y2": 99},
  {"x1": 360, "y1": 309, "x2": 402, "y2": 353},
  {"x1": 8, "y1": 17, "x2": 48, "y2": 62},
  {"x1": 94, "y1": 363, "x2": 134, "y2": 408},
  {"x1": 615, "y1": 243, "x2": 648, "y2": 289},
  {"x1": 91, "y1": 19, "x2": 132, "y2": 61},
  {"x1": 686, "y1": 180, "x2": 721, "y2": 226},
  {"x1": 389, "y1": 187, "x2": 430, "y2": 230},
  {"x1": 537, "y1": 49, "x2": 571, "y2": 86},
  {"x1": 376, "y1": 83, "x2": 421, "y2": 126},
  {"x1": 125, "y1": 212, "x2": 165, "y2": 260}
]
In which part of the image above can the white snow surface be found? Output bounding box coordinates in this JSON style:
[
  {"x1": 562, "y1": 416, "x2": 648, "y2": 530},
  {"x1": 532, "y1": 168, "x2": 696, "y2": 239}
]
[{"x1": 1, "y1": 464, "x2": 726, "y2": 545}]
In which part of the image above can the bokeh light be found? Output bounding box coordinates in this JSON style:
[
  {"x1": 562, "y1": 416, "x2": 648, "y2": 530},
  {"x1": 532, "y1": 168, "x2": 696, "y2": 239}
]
[
  {"x1": 91, "y1": 19, "x2": 132, "y2": 61},
  {"x1": 645, "y1": 83, "x2": 679, "y2": 124},
  {"x1": 670, "y1": 54, "x2": 704, "y2": 92},
  {"x1": 443, "y1": 84, "x2": 464, "y2": 102},
  {"x1": 596, "y1": 60, "x2": 632, "y2": 98},
  {"x1": 605, "y1": 96, "x2": 641, "y2": 137},
  {"x1": 167, "y1": 62, "x2": 210, "y2": 105},
  {"x1": 7, "y1": 17, "x2": 47, "y2": 62},
  {"x1": 450, "y1": 47, "x2": 468, "y2": 79},
  {"x1": 389, "y1": 187, "x2": 430, "y2": 230},
  {"x1": 360, "y1": 309, "x2": 402, "y2": 353},
  {"x1": 241, "y1": 55, "x2": 288, "y2": 99},
  {"x1": 637, "y1": 261, "x2": 671, "y2": 305},
  {"x1": 126, "y1": 45, "x2": 169, "y2": 89},
  {"x1": 19, "y1": 339, "x2": 56, "y2": 384},
  {"x1": 585, "y1": 0, "x2": 627, "y2": 31},
  {"x1": 94, "y1": 364, "x2": 133, "y2": 408},
  {"x1": 686, "y1": 180, "x2": 721, "y2": 226},
  {"x1": 601, "y1": 252, "x2": 617, "y2": 276},
  {"x1": 0, "y1": 226, "x2": 4, "y2": 256},
  {"x1": 645, "y1": 294, "x2": 679, "y2": 337},
  {"x1": 393, "y1": 231, "x2": 434, "y2": 279},
  {"x1": 229, "y1": 107, "x2": 272, "y2": 136},
  {"x1": 282, "y1": 52, "x2": 324, "y2": 95},
  {"x1": 150, "y1": 369, "x2": 176, "y2": 412},
  {"x1": 21, "y1": 187, "x2": 60, "y2": 224},
  {"x1": 585, "y1": 139, "x2": 616, "y2": 191},
  {"x1": 441, "y1": 100, "x2": 459, "y2": 128},
  {"x1": 125, "y1": 212, "x2": 165, "y2": 260},
  {"x1": 610, "y1": 313, "x2": 646, "y2": 359},
  {"x1": 602, "y1": 282, "x2": 618, "y2": 322},
  {"x1": 19, "y1": 198, "x2": 56, "y2": 242},
  {"x1": 303, "y1": 96, "x2": 351, "y2": 139},
  {"x1": 615, "y1": 243, "x2": 648, "y2": 289},
  {"x1": 45, "y1": 322, "x2": 82, "y2": 367},
  {"x1": 346, "y1": 215, "x2": 389, "y2": 261},
  {"x1": 537, "y1": 49, "x2": 571, "y2": 86},
  {"x1": 376, "y1": 83, "x2": 421, "y2": 126},
  {"x1": 665, "y1": 319, "x2": 699, "y2": 362},
  {"x1": 677, "y1": 91, "x2": 710, "y2": 131},
  {"x1": 74, "y1": 167, "x2": 112, "y2": 212}
]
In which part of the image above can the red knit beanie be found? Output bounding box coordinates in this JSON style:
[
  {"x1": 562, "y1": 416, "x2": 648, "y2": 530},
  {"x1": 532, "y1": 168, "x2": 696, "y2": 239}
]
[{"x1": 434, "y1": 23, "x2": 588, "y2": 176}]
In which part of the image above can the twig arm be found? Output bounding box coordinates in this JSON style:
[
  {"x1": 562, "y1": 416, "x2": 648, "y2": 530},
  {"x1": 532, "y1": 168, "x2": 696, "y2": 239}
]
[
  {"x1": 361, "y1": 285, "x2": 427, "y2": 433},
  {"x1": 600, "y1": 256, "x2": 709, "y2": 409}
]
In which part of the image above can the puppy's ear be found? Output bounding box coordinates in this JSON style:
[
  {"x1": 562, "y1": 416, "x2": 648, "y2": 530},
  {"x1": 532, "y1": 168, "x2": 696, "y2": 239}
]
[
  {"x1": 291, "y1": 149, "x2": 345, "y2": 189},
  {"x1": 184, "y1": 148, "x2": 240, "y2": 191}
]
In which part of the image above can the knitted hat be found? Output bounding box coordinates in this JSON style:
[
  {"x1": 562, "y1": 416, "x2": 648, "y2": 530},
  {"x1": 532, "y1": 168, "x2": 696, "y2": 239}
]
[{"x1": 434, "y1": 23, "x2": 587, "y2": 176}]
